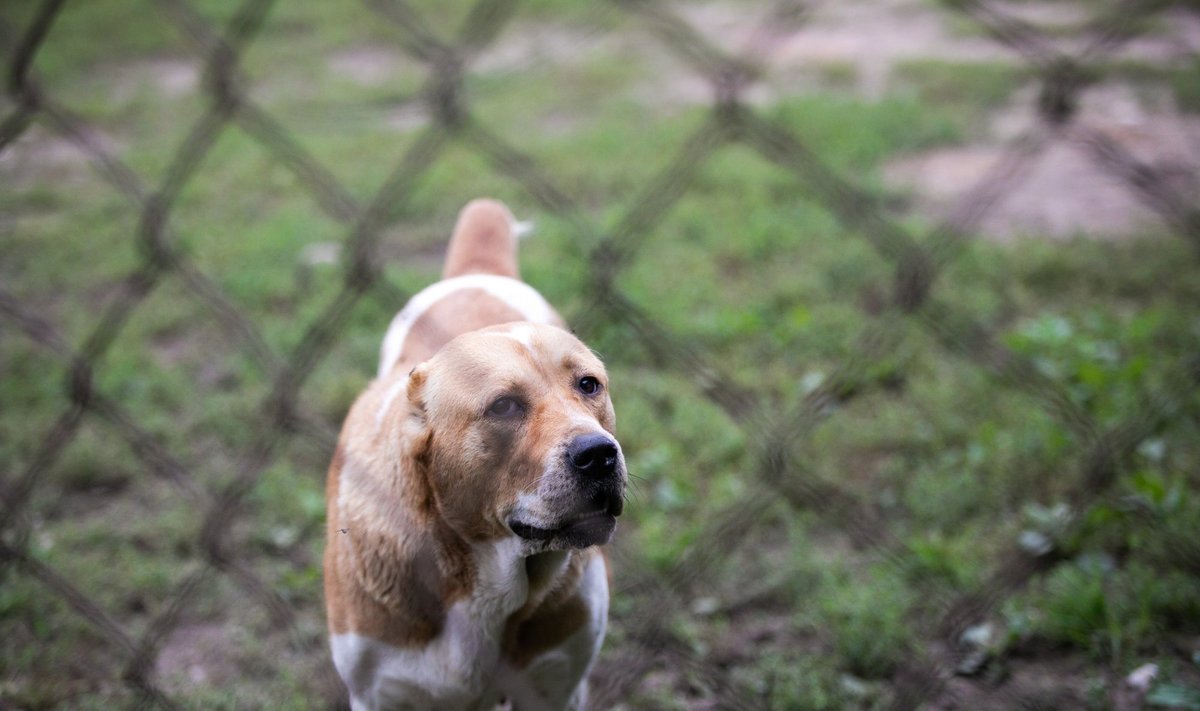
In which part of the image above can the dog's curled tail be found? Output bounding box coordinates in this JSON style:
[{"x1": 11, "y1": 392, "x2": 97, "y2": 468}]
[{"x1": 442, "y1": 198, "x2": 527, "y2": 279}]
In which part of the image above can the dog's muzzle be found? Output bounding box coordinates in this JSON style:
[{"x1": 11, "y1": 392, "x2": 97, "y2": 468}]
[{"x1": 509, "y1": 433, "x2": 625, "y2": 548}]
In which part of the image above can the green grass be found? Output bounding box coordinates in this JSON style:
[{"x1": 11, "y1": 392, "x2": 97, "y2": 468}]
[
  {"x1": 3, "y1": 0, "x2": 1200, "y2": 708},
  {"x1": 892, "y1": 59, "x2": 1028, "y2": 121},
  {"x1": 1095, "y1": 59, "x2": 1200, "y2": 114}
]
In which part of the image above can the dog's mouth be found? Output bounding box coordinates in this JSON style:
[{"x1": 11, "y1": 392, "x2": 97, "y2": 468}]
[
  {"x1": 509, "y1": 498, "x2": 623, "y2": 548},
  {"x1": 509, "y1": 512, "x2": 617, "y2": 548}
]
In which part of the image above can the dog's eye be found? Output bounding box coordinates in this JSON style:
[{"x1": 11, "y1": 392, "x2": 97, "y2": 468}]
[
  {"x1": 578, "y1": 376, "x2": 602, "y2": 396},
  {"x1": 487, "y1": 396, "x2": 523, "y2": 418}
]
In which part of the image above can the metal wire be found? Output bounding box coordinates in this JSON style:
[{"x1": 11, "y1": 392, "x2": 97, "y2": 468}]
[{"x1": 1, "y1": 0, "x2": 1196, "y2": 708}]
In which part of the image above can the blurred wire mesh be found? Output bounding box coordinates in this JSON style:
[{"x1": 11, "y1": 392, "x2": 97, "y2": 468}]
[{"x1": 2, "y1": 0, "x2": 1199, "y2": 708}]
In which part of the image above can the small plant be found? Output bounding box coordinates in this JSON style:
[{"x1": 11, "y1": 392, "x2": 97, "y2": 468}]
[{"x1": 819, "y1": 571, "x2": 916, "y2": 679}]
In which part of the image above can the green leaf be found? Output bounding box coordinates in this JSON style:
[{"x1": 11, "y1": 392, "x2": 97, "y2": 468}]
[
  {"x1": 1130, "y1": 470, "x2": 1168, "y2": 505},
  {"x1": 1148, "y1": 683, "x2": 1200, "y2": 710}
]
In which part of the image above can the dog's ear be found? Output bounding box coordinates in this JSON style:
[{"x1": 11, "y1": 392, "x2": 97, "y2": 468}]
[
  {"x1": 372, "y1": 364, "x2": 430, "y2": 454},
  {"x1": 403, "y1": 363, "x2": 431, "y2": 465},
  {"x1": 406, "y1": 363, "x2": 427, "y2": 412},
  {"x1": 339, "y1": 364, "x2": 441, "y2": 620},
  {"x1": 343, "y1": 505, "x2": 445, "y2": 636}
]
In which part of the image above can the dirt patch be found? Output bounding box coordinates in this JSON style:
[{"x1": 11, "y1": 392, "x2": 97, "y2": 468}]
[
  {"x1": 383, "y1": 102, "x2": 429, "y2": 132},
  {"x1": 678, "y1": 0, "x2": 1010, "y2": 99},
  {"x1": 885, "y1": 143, "x2": 1162, "y2": 239},
  {"x1": 920, "y1": 648, "x2": 1168, "y2": 711},
  {"x1": 476, "y1": 22, "x2": 615, "y2": 73},
  {"x1": 117, "y1": 57, "x2": 199, "y2": 100},
  {"x1": 883, "y1": 82, "x2": 1200, "y2": 240},
  {"x1": 314, "y1": 0, "x2": 1200, "y2": 156},
  {"x1": 327, "y1": 45, "x2": 414, "y2": 87},
  {"x1": 0, "y1": 123, "x2": 124, "y2": 190},
  {"x1": 1101, "y1": 5, "x2": 1200, "y2": 65},
  {"x1": 154, "y1": 622, "x2": 241, "y2": 687},
  {"x1": 676, "y1": 0, "x2": 1200, "y2": 89}
]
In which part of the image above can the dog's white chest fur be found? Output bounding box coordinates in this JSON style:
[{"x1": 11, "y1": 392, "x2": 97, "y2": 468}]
[{"x1": 330, "y1": 540, "x2": 608, "y2": 711}]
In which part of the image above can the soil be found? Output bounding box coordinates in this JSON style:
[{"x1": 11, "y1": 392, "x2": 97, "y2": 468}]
[
  {"x1": 479, "y1": 0, "x2": 1200, "y2": 240},
  {"x1": 154, "y1": 622, "x2": 239, "y2": 687},
  {"x1": 9, "y1": 0, "x2": 1195, "y2": 242},
  {"x1": 884, "y1": 82, "x2": 1200, "y2": 240}
]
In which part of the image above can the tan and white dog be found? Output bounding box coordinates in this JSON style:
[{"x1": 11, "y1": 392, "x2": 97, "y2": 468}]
[{"x1": 324, "y1": 199, "x2": 627, "y2": 711}]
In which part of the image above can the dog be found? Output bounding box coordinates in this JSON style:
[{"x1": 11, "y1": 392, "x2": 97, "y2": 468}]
[{"x1": 324, "y1": 199, "x2": 627, "y2": 710}]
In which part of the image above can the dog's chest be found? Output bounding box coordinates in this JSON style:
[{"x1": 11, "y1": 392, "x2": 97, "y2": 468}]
[
  {"x1": 331, "y1": 539, "x2": 539, "y2": 710},
  {"x1": 331, "y1": 604, "x2": 506, "y2": 710}
]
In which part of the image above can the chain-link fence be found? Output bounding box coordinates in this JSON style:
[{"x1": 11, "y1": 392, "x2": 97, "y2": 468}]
[{"x1": 2, "y1": 0, "x2": 1199, "y2": 708}]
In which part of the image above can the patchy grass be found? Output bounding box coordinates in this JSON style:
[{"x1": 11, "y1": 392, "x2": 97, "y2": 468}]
[
  {"x1": 3, "y1": 0, "x2": 1200, "y2": 709},
  {"x1": 891, "y1": 59, "x2": 1028, "y2": 128},
  {"x1": 1096, "y1": 58, "x2": 1200, "y2": 114}
]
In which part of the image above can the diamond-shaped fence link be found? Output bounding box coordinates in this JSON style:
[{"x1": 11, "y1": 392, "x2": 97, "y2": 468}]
[{"x1": 1, "y1": 0, "x2": 1197, "y2": 708}]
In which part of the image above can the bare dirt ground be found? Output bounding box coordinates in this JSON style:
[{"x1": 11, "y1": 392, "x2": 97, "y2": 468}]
[
  {"x1": 322, "y1": 0, "x2": 1200, "y2": 241},
  {"x1": 885, "y1": 82, "x2": 1200, "y2": 239},
  {"x1": 668, "y1": 0, "x2": 1200, "y2": 240},
  {"x1": 8, "y1": 0, "x2": 1195, "y2": 242}
]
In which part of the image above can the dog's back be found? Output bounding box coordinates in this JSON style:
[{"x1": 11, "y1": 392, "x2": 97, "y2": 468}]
[{"x1": 377, "y1": 199, "x2": 562, "y2": 380}]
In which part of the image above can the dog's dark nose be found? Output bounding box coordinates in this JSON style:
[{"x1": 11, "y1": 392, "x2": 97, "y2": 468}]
[{"x1": 567, "y1": 433, "x2": 619, "y2": 477}]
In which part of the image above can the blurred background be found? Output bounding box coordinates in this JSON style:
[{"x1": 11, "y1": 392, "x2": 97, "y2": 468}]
[{"x1": 2, "y1": 0, "x2": 1200, "y2": 708}]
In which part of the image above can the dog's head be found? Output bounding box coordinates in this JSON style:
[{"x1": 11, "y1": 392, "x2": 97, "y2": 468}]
[{"x1": 404, "y1": 322, "x2": 626, "y2": 551}]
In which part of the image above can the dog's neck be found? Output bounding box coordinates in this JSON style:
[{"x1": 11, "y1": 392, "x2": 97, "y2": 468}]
[
  {"x1": 458, "y1": 537, "x2": 579, "y2": 632},
  {"x1": 525, "y1": 549, "x2": 571, "y2": 604}
]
